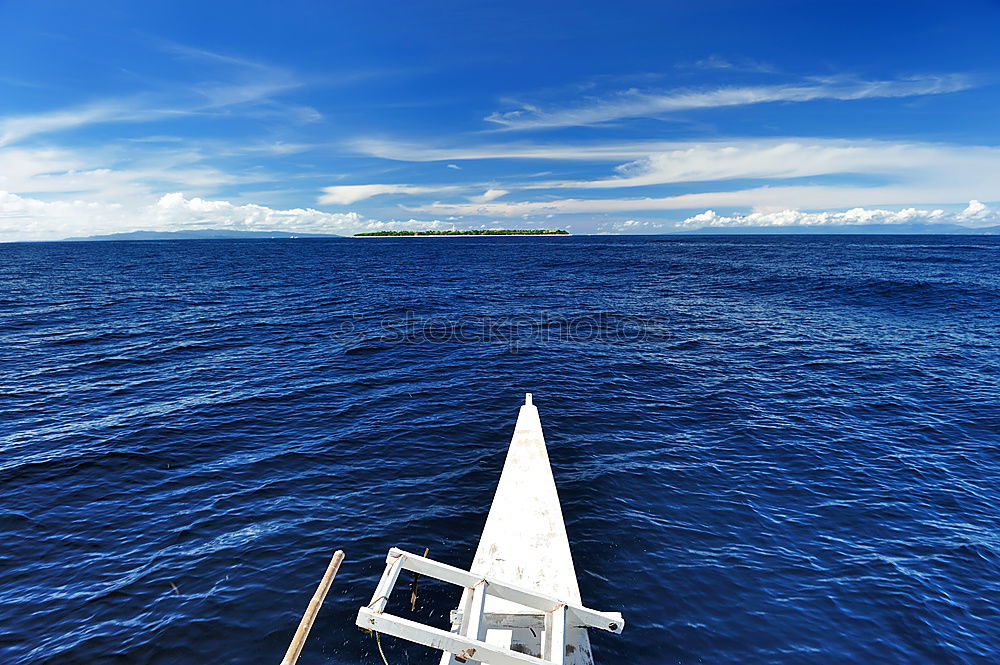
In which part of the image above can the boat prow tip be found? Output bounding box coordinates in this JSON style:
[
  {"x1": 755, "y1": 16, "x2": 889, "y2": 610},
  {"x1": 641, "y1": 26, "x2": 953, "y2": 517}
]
[{"x1": 525, "y1": 392, "x2": 533, "y2": 406}]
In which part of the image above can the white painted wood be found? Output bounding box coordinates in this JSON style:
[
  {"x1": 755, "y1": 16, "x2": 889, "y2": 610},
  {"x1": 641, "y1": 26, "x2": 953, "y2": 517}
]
[
  {"x1": 451, "y1": 612, "x2": 546, "y2": 631},
  {"x1": 466, "y1": 581, "x2": 489, "y2": 642},
  {"x1": 542, "y1": 612, "x2": 554, "y2": 661},
  {"x1": 470, "y1": 396, "x2": 582, "y2": 605},
  {"x1": 485, "y1": 628, "x2": 513, "y2": 650},
  {"x1": 443, "y1": 394, "x2": 610, "y2": 663},
  {"x1": 545, "y1": 606, "x2": 567, "y2": 665},
  {"x1": 367, "y1": 553, "x2": 403, "y2": 613},
  {"x1": 358, "y1": 607, "x2": 547, "y2": 665},
  {"x1": 457, "y1": 583, "x2": 476, "y2": 640}
]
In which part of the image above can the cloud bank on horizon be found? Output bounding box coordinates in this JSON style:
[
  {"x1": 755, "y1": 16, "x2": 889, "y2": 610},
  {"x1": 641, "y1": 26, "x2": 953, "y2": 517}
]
[
  {"x1": 1, "y1": 2, "x2": 999, "y2": 240},
  {"x1": 0, "y1": 191, "x2": 457, "y2": 239},
  {"x1": 3, "y1": 190, "x2": 997, "y2": 241}
]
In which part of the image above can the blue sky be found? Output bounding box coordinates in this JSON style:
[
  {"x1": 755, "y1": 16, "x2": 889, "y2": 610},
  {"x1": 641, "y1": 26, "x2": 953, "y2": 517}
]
[{"x1": 2, "y1": 0, "x2": 1000, "y2": 239}]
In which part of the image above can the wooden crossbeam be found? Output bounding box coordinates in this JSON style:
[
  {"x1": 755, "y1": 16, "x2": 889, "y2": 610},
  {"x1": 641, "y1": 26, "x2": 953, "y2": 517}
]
[{"x1": 367, "y1": 553, "x2": 404, "y2": 613}]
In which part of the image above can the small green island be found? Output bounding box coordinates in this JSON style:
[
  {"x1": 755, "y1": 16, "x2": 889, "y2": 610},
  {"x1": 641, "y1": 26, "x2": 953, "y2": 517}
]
[{"x1": 354, "y1": 229, "x2": 570, "y2": 237}]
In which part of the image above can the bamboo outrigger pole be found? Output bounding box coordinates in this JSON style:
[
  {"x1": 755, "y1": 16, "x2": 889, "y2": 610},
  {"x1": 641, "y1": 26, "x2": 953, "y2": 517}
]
[{"x1": 280, "y1": 550, "x2": 345, "y2": 665}]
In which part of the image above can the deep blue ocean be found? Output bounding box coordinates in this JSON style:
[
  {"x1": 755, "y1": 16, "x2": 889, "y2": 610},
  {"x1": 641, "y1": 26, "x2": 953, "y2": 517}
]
[{"x1": 2, "y1": 235, "x2": 999, "y2": 665}]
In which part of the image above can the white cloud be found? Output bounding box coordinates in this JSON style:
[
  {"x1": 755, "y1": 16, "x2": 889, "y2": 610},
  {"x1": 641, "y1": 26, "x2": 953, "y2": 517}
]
[
  {"x1": 0, "y1": 191, "x2": 359, "y2": 241},
  {"x1": 529, "y1": 140, "x2": 1000, "y2": 189},
  {"x1": 484, "y1": 74, "x2": 974, "y2": 130},
  {"x1": 677, "y1": 200, "x2": 999, "y2": 229},
  {"x1": 0, "y1": 144, "x2": 251, "y2": 202},
  {"x1": 0, "y1": 82, "x2": 310, "y2": 147},
  {"x1": 470, "y1": 188, "x2": 508, "y2": 203},
  {"x1": 358, "y1": 135, "x2": 1000, "y2": 220},
  {"x1": 147, "y1": 192, "x2": 365, "y2": 231},
  {"x1": 5, "y1": 189, "x2": 991, "y2": 241},
  {"x1": 619, "y1": 219, "x2": 661, "y2": 229},
  {"x1": 0, "y1": 99, "x2": 160, "y2": 147},
  {"x1": 349, "y1": 136, "x2": 1000, "y2": 189},
  {"x1": 349, "y1": 137, "x2": 684, "y2": 162},
  {"x1": 407, "y1": 185, "x2": 1000, "y2": 218},
  {"x1": 21, "y1": 138, "x2": 998, "y2": 213},
  {"x1": 0, "y1": 45, "x2": 312, "y2": 147},
  {"x1": 0, "y1": 190, "x2": 467, "y2": 241},
  {"x1": 687, "y1": 55, "x2": 777, "y2": 73},
  {"x1": 318, "y1": 183, "x2": 464, "y2": 205}
]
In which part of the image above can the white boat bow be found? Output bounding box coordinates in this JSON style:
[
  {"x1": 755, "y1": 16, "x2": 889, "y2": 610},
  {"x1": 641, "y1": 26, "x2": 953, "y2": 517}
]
[{"x1": 356, "y1": 394, "x2": 623, "y2": 664}]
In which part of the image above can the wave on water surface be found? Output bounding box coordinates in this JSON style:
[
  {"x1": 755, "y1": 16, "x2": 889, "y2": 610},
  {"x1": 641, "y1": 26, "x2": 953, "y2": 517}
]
[{"x1": 2, "y1": 235, "x2": 999, "y2": 664}]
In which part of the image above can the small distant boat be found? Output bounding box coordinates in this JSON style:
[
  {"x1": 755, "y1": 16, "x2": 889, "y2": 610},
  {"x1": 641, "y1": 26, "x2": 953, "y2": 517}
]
[{"x1": 355, "y1": 394, "x2": 624, "y2": 664}]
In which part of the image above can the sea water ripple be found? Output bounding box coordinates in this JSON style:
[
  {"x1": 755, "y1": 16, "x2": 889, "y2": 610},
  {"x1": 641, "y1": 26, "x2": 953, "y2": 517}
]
[{"x1": 2, "y1": 235, "x2": 998, "y2": 664}]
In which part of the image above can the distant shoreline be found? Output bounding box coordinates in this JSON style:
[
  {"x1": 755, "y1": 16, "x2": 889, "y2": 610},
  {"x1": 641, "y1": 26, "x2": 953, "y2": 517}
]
[
  {"x1": 353, "y1": 229, "x2": 570, "y2": 237},
  {"x1": 353, "y1": 233, "x2": 572, "y2": 238}
]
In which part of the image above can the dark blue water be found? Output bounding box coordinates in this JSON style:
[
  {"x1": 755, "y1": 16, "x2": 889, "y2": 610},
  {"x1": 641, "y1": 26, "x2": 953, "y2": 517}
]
[{"x1": 2, "y1": 236, "x2": 999, "y2": 665}]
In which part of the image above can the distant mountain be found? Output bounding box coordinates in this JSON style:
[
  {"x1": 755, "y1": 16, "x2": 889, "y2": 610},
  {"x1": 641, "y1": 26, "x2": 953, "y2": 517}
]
[
  {"x1": 672, "y1": 223, "x2": 1000, "y2": 235},
  {"x1": 62, "y1": 229, "x2": 344, "y2": 241}
]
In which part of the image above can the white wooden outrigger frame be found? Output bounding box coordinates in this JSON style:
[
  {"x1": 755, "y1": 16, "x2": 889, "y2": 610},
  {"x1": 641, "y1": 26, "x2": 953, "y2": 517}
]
[
  {"x1": 355, "y1": 394, "x2": 624, "y2": 664},
  {"x1": 357, "y1": 548, "x2": 623, "y2": 664}
]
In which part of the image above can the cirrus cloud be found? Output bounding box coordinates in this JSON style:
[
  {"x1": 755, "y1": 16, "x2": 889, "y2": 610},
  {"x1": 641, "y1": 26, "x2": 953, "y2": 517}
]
[
  {"x1": 319, "y1": 183, "x2": 464, "y2": 205},
  {"x1": 485, "y1": 74, "x2": 976, "y2": 130},
  {"x1": 405, "y1": 184, "x2": 1000, "y2": 218},
  {"x1": 526, "y1": 140, "x2": 1000, "y2": 190}
]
